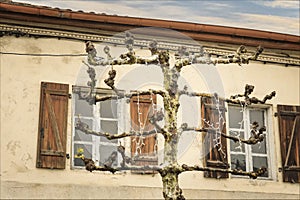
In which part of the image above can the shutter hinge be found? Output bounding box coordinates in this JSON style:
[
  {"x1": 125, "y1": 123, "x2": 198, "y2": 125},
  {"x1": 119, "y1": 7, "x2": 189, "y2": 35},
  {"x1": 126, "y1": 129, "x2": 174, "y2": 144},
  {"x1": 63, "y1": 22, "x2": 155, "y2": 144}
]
[
  {"x1": 274, "y1": 112, "x2": 278, "y2": 117},
  {"x1": 68, "y1": 94, "x2": 72, "y2": 99},
  {"x1": 37, "y1": 161, "x2": 42, "y2": 168}
]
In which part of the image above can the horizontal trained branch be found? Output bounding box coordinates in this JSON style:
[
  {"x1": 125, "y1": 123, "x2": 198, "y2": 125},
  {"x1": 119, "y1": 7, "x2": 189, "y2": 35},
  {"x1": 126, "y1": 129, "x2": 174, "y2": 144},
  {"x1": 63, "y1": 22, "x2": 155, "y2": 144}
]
[
  {"x1": 179, "y1": 164, "x2": 266, "y2": 179},
  {"x1": 76, "y1": 155, "x2": 266, "y2": 179},
  {"x1": 75, "y1": 152, "x2": 161, "y2": 173},
  {"x1": 183, "y1": 126, "x2": 265, "y2": 145},
  {"x1": 174, "y1": 45, "x2": 264, "y2": 72},
  {"x1": 95, "y1": 89, "x2": 166, "y2": 102},
  {"x1": 75, "y1": 119, "x2": 163, "y2": 139}
]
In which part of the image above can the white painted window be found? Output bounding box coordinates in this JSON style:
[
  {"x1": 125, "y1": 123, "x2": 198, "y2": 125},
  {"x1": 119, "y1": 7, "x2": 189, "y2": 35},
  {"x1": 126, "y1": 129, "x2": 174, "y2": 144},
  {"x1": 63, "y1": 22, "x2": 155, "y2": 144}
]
[
  {"x1": 228, "y1": 105, "x2": 273, "y2": 179},
  {"x1": 72, "y1": 89, "x2": 122, "y2": 168}
]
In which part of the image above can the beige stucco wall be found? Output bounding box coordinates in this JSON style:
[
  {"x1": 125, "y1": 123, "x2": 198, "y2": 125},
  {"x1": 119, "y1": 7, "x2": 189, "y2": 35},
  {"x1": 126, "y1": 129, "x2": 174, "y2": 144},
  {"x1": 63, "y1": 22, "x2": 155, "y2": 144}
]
[{"x1": 1, "y1": 36, "x2": 299, "y2": 199}]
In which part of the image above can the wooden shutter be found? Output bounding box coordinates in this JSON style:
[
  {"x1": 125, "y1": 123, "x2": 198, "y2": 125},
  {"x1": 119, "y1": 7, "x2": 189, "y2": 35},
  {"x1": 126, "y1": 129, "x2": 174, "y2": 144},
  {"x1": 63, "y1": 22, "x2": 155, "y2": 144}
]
[
  {"x1": 36, "y1": 82, "x2": 69, "y2": 169},
  {"x1": 130, "y1": 94, "x2": 158, "y2": 173},
  {"x1": 201, "y1": 96, "x2": 229, "y2": 178},
  {"x1": 277, "y1": 104, "x2": 300, "y2": 183}
]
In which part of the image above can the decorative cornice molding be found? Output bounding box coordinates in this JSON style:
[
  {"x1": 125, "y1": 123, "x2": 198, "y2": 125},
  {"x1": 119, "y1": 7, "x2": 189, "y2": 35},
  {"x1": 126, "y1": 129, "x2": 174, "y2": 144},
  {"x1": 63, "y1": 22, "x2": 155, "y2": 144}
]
[{"x1": 1, "y1": 24, "x2": 299, "y2": 66}]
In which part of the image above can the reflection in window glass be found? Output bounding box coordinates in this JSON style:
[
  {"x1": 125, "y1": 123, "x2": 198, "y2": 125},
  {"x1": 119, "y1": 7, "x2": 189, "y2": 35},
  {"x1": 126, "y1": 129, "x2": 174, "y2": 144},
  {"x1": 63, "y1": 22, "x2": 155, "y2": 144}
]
[
  {"x1": 252, "y1": 139, "x2": 266, "y2": 154},
  {"x1": 253, "y1": 156, "x2": 268, "y2": 177},
  {"x1": 74, "y1": 118, "x2": 93, "y2": 142},
  {"x1": 250, "y1": 110, "x2": 264, "y2": 127},
  {"x1": 230, "y1": 131, "x2": 245, "y2": 152},
  {"x1": 100, "y1": 100, "x2": 117, "y2": 118},
  {"x1": 100, "y1": 120, "x2": 118, "y2": 143},
  {"x1": 99, "y1": 145, "x2": 118, "y2": 166},
  {"x1": 74, "y1": 94, "x2": 93, "y2": 117},
  {"x1": 229, "y1": 107, "x2": 243, "y2": 128},
  {"x1": 231, "y1": 154, "x2": 246, "y2": 171}
]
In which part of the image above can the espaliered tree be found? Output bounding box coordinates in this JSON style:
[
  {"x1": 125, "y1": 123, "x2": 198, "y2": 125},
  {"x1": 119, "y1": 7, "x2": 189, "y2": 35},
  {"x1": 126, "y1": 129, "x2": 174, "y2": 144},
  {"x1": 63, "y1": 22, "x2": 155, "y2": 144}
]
[{"x1": 74, "y1": 32, "x2": 276, "y2": 200}]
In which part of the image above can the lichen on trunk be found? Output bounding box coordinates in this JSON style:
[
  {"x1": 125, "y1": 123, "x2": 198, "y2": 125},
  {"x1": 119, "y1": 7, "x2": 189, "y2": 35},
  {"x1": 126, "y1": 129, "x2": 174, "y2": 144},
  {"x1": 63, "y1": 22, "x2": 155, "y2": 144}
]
[{"x1": 159, "y1": 165, "x2": 185, "y2": 200}]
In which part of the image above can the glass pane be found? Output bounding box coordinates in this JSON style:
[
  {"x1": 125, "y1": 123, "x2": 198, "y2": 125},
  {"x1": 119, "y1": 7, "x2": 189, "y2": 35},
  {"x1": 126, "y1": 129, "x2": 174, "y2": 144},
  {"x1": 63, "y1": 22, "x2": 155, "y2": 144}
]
[
  {"x1": 100, "y1": 100, "x2": 117, "y2": 118},
  {"x1": 74, "y1": 93, "x2": 93, "y2": 117},
  {"x1": 100, "y1": 120, "x2": 118, "y2": 143},
  {"x1": 252, "y1": 138, "x2": 267, "y2": 154},
  {"x1": 229, "y1": 130, "x2": 245, "y2": 152},
  {"x1": 229, "y1": 107, "x2": 244, "y2": 128},
  {"x1": 250, "y1": 109, "x2": 264, "y2": 127},
  {"x1": 99, "y1": 145, "x2": 118, "y2": 167},
  {"x1": 74, "y1": 118, "x2": 93, "y2": 142},
  {"x1": 253, "y1": 156, "x2": 268, "y2": 177},
  {"x1": 73, "y1": 144, "x2": 92, "y2": 167},
  {"x1": 231, "y1": 154, "x2": 246, "y2": 171},
  {"x1": 250, "y1": 109, "x2": 266, "y2": 154}
]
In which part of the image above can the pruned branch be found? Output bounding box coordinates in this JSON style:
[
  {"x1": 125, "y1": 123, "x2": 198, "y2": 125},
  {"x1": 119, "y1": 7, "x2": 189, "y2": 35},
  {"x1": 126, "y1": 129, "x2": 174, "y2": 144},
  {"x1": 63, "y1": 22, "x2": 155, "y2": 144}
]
[
  {"x1": 76, "y1": 152, "x2": 266, "y2": 179},
  {"x1": 149, "y1": 107, "x2": 166, "y2": 134},
  {"x1": 94, "y1": 89, "x2": 166, "y2": 103},
  {"x1": 183, "y1": 121, "x2": 266, "y2": 145},
  {"x1": 76, "y1": 119, "x2": 135, "y2": 139},
  {"x1": 178, "y1": 87, "x2": 221, "y2": 99},
  {"x1": 226, "y1": 84, "x2": 276, "y2": 106},
  {"x1": 179, "y1": 164, "x2": 266, "y2": 179},
  {"x1": 117, "y1": 143, "x2": 132, "y2": 168},
  {"x1": 75, "y1": 151, "x2": 161, "y2": 174},
  {"x1": 75, "y1": 118, "x2": 164, "y2": 139},
  {"x1": 174, "y1": 45, "x2": 264, "y2": 72}
]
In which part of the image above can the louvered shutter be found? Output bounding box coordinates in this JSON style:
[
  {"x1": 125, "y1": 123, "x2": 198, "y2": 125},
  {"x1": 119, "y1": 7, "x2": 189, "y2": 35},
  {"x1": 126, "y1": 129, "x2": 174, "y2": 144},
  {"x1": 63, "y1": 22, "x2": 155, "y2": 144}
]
[
  {"x1": 201, "y1": 96, "x2": 229, "y2": 178},
  {"x1": 36, "y1": 82, "x2": 69, "y2": 169},
  {"x1": 130, "y1": 94, "x2": 158, "y2": 173},
  {"x1": 277, "y1": 104, "x2": 300, "y2": 183}
]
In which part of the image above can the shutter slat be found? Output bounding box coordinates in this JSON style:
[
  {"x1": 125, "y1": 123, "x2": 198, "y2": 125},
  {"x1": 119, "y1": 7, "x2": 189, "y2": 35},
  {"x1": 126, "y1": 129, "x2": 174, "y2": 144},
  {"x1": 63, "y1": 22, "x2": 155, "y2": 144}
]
[
  {"x1": 36, "y1": 82, "x2": 69, "y2": 169},
  {"x1": 278, "y1": 104, "x2": 300, "y2": 183},
  {"x1": 41, "y1": 150, "x2": 65, "y2": 157}
]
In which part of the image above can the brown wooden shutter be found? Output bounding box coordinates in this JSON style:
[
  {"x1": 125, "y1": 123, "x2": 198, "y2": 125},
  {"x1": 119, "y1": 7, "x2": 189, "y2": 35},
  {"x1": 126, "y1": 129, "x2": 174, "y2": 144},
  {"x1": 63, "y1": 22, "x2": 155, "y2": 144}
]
[
  {"x1": 36, "y1": 82, "x2": 69, "y2": 169},
  {"x1": 201, "y1": 96, "x2": 229, "y2": 178},
  {"x1": 130, "y1": 94, "x2": 158, "y2": 173},
  {"x1": 277, "y1": 104, "x2": 300, "y2": 183}
]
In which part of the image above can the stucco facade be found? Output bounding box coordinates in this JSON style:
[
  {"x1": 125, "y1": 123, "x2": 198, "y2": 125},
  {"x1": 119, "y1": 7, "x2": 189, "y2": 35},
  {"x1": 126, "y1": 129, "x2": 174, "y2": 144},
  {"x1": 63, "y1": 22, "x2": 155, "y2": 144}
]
[{"x1": 1, "y1": 1, "x2": 299, "y2": 199}]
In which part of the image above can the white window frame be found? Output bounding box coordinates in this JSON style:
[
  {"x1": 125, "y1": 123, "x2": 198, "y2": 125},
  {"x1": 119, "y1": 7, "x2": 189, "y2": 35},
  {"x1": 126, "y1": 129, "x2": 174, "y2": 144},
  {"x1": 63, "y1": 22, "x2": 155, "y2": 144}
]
[
  {"x1": 227, "y1": 104, "x2": 275, "y2": 180},
  {"x1": 71, "y1": 91, "x2": 124, "y2": 169}
]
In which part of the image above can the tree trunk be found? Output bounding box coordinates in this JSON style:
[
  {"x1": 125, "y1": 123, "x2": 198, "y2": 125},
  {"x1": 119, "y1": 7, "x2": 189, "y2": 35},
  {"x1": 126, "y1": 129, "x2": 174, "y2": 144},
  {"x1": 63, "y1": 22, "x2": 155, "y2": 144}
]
[{"x1": 161, "y1": 168, "x2": 185, "y2": 200}]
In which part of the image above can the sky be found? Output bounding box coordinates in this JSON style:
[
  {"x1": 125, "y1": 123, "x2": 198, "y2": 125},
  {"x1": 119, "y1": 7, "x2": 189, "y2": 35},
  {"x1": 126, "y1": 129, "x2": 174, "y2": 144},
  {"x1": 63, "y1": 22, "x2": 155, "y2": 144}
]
[{"x1": 17, "y1": 0, "x2": 300, "y2": 36}]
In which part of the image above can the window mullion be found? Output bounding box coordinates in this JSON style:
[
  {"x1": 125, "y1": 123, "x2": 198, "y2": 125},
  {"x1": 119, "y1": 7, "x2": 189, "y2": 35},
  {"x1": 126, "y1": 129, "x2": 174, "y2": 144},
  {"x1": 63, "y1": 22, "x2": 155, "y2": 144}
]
[
  {"x1": 244, "y1": 109, "x2": 252, "y2": 172},
  {"x1": 93, "y1": 103, "x2": 101, "y2": 166}
]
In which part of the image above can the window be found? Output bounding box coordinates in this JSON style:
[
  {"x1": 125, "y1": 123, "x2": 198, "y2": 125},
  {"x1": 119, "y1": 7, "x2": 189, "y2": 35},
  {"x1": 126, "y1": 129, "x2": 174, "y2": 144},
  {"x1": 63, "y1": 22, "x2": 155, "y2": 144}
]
[
  {"x1": 72, "y1": 87, "x2": 120, "y2": 168},
  {"x1": 228, "y1": 105, "x2": 272, "y2": 178},
  {"x1": 72, "y1": 87, "x2": 158, "y2": 171}
]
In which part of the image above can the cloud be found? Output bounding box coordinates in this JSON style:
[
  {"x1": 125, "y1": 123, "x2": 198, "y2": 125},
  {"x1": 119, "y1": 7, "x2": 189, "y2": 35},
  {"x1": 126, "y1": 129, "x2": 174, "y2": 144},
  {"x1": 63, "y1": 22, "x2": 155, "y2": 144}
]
[
  {"x1": 259, "y1": 0, "x2": 299, "y2": 9},
  {"x1": 202, "y1": 1, "x2": 234, "y2": 10},
  {"x1": 235, "y1": 13, "x2": 299, "y2": 35}
]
